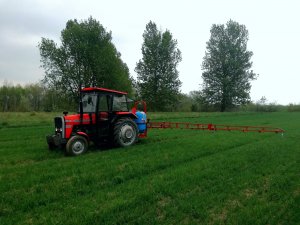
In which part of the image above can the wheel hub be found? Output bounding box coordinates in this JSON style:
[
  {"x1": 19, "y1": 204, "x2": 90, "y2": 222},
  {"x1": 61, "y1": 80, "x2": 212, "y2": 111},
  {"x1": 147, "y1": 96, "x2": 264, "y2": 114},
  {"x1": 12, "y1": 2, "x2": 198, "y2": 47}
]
[
  {"x1": 125, "y1": 129, "x2": 133, "y2": 139},
  {"x1": 120, "y1": 125, "x2": 135, "y2": 143},
  {"x1": 72, "y1": 141, "x2": 84, "y2": 153}
]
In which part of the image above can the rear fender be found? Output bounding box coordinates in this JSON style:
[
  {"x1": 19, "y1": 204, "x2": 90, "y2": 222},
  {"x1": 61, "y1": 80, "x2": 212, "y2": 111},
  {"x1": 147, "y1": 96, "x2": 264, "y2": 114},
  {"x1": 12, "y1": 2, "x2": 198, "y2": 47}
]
[
  {"x1": 115, "y1": 112, "x2": 137, "y2": 119},
  {"x1": 112, "y1": 113, "x2": 137, "y2": 124}
]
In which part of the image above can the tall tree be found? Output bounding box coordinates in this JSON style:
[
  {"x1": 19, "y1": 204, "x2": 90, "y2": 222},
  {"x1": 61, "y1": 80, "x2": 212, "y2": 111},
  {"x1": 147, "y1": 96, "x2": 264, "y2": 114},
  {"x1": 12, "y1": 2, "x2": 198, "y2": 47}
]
[
  {"x1": 135, "y1": 21, "x2": 182, "y2": 111},
  {"x1": 201, "y1": 20, "x2": 258, "y2": 112},
  {"x1": 39, "y1": 17, "x2": 133, "y2": 101}
]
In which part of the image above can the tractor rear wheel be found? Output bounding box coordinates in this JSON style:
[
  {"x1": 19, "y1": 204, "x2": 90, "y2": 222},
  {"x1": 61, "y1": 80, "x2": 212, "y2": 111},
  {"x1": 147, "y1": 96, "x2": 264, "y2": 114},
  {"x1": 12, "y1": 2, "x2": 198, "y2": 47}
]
[
  {"x1": 113, "y1": 118, "x2": 138, "y2": 147},
  {"x1": 66, "y1": 135, "x2": 88, "y2": 156}
]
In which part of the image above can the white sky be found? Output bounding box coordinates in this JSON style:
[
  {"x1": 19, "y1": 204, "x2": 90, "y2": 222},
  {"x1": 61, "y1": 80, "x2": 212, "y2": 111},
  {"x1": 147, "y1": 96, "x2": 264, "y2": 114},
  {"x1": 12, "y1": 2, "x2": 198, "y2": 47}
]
[{"x1": 0, "y1": 0, "x2": 299, "y2": 104}]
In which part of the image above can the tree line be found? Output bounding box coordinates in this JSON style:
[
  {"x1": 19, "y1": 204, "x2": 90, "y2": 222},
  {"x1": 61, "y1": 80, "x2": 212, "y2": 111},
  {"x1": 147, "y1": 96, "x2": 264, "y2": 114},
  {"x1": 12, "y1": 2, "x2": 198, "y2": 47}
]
[
  {"x1": 2, "y1": 82, "x2": 298, "y2": 112},
  {"x1": 1, "y1": 17, "x2": 278, "y2": 112},
  {"x1": 0, "y1": 82, "x2": 76, "y2": 112},
  {"x1": 0, "y1": 82, "x2": 197, "y2": 112}
]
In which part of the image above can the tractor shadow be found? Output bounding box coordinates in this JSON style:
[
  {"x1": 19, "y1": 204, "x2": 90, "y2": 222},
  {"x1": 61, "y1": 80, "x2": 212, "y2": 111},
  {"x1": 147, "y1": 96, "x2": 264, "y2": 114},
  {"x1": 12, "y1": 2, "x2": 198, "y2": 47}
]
[{"x1": 89, "y1": 141, "x2": 114, "y2": 153}]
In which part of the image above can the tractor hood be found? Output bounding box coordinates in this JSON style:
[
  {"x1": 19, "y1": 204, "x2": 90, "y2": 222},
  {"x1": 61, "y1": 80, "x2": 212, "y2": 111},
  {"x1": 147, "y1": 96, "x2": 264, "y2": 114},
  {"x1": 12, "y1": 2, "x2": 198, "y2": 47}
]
[
  {"x1": 64, "y1": 113, "x2": 95, "y2": 124},
  {"x1": 63, "y1": 113, "x2": 96, "y2": 138}
]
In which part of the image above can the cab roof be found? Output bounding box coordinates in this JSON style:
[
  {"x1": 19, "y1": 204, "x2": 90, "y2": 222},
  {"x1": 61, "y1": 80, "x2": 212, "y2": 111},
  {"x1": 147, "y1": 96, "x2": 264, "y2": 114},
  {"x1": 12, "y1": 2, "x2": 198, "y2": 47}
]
[{"x1": 81, "y1": 87, "x2": 127, "y2": 95}]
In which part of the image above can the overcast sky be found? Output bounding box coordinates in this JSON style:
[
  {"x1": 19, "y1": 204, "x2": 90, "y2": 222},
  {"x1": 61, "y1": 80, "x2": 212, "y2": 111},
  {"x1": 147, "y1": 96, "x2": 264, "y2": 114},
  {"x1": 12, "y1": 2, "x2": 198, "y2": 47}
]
[{"x1": 0, "y1": 0, "x2": 299, "y2": 104}]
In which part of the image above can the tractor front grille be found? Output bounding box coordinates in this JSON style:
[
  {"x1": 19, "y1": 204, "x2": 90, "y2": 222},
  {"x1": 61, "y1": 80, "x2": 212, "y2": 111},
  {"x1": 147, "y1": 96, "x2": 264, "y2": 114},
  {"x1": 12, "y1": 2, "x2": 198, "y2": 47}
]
[
  {"x1": 54, "y1": 116, "x2": 65, "y2": 138},
  {"x1": 54, "y1": 117, "x2": 63, "y2": 129}
]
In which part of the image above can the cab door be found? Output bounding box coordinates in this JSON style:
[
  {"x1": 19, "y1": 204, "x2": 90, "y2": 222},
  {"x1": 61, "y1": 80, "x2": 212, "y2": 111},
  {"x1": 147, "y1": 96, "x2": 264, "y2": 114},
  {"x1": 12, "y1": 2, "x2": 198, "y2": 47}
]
[{"x1": 96, "y1": 94, "x2": 111, "y2": 137}]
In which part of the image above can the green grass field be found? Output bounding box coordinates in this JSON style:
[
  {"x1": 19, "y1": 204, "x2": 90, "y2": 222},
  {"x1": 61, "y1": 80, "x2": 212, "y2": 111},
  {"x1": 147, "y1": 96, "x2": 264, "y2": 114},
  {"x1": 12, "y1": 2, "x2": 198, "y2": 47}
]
[{"x1": 0, "y1": 112, "x2": 299, "y2": 225}]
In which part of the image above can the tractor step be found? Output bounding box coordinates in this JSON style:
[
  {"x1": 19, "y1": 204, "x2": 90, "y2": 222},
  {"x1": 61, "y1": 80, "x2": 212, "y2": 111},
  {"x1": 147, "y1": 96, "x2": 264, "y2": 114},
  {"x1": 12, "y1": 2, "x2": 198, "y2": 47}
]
[{"x1": 147, "y1": 121, "x2": 284, "y2": 133}]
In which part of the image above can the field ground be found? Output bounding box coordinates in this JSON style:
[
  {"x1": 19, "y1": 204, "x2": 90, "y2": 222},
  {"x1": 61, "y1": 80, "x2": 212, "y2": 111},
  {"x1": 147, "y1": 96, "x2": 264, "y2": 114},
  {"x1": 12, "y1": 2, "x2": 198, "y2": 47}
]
[{"x1": 0, "y1": 112, "x2": 299, "y2": 224}]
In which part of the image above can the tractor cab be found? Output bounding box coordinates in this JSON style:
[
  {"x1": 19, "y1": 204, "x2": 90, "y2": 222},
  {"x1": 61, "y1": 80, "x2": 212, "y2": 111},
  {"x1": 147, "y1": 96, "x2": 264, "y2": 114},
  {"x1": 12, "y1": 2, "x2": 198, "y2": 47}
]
[
  {"x1": 47, "y1": 87, "x2": 147, "y2": 156},
  {"x1": 80, "y1": 87, "x2": 131, "y2": 112},
  {"x1": 81, "y1": 89, "x2": 130, "y2": 114}
]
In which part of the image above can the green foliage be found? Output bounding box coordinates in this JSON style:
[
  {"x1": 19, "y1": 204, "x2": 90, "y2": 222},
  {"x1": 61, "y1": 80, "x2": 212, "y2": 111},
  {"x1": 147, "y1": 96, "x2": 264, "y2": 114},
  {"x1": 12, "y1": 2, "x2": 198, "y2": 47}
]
[
  {"x1": 202, "y1": 20, "x2": 258, "y2": 112},
  {"x1": 39, "y1": 17, "x2": 133, "y2": 101},
  {"x1": 255, "y1": 102, "x2": 283, "y2": 112},
  {"x1": 240, "y1": 97, "x2": 284, "y2": 112},
  {"x1": 287, "y1": 103, "x2": 300, "y2": 112},
  {"x1": 135, "y1": 21, "x2": 182, "y2": 111},
  {"x1": 175, "y1": 93, "x2": 193, "y2": 112},
  {"x1": 0, "y1": 112, "x2": 299, "y2": 224},
  {"x1": 0, "y1": 83, "x2": 76, "y2": 112},
  {"x1": 0, "y1": 82, "x2": 44, "y2": 112}
]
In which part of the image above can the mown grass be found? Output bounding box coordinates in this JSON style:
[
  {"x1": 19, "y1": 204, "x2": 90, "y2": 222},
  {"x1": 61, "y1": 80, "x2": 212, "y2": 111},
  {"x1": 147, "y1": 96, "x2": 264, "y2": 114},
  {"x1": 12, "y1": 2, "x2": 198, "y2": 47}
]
[{"x1": 0, "y1": 112, "x2": 299, "y2": 225}]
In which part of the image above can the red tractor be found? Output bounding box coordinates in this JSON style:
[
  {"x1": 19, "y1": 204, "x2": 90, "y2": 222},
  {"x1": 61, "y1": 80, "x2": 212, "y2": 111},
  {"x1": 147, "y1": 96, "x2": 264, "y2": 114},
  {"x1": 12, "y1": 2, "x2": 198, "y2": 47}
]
[
  {"x1": 46, "y1": 87, "x2": 147, "y2": 156},
  {"x1": 47, "y1": 87, "x2": 284, "y2": 156}
]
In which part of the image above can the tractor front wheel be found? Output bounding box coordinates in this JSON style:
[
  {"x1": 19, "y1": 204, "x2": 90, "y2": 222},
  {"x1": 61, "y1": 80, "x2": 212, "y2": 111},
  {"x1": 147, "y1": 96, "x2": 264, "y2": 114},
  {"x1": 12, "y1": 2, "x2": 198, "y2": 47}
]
[
  {"x1": 66, "y1": 135, "x2": 88, "y2": 156},
  {"x1": 113, "y1": 118, "x2": 138, "y2": 147}
]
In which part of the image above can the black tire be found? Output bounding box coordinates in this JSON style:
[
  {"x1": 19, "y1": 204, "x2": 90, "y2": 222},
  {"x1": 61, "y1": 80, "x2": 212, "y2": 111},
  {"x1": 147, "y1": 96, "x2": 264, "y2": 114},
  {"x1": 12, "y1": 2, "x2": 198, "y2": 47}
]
[
  {"x1": 113, "y1": 118, "x2": 138, "y2": 147},
  {"x1": 66, "y1": 135, "x2": 88, "y2": 156}
]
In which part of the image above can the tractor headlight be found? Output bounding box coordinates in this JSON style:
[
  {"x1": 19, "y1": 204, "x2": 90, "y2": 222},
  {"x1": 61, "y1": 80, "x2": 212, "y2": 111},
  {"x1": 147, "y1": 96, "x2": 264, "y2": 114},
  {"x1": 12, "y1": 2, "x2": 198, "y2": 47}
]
[{"x1": 55, "y1": 128, "x2": 62, "y2": 132}]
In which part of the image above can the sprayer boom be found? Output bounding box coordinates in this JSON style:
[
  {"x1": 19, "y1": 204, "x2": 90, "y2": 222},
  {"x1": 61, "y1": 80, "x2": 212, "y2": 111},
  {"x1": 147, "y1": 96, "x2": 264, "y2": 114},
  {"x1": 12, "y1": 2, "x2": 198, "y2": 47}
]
[{"x1": 147, "y1": 121, "x2": 284, "y2": 133}]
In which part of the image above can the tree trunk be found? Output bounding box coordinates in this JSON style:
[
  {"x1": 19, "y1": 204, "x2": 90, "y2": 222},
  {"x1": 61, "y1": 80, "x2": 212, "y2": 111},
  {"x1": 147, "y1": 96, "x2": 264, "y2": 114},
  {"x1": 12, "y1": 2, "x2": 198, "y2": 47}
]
[{"x1": 220, "y1": 96, "x2": 227, "y2": 112}]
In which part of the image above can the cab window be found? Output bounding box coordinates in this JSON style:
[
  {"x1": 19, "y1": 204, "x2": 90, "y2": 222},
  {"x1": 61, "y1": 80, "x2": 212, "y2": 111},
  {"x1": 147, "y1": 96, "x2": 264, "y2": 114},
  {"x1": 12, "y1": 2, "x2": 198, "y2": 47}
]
[
  {"x1": 112, "y1": 95, "x2": 128, "y2": 111},
  {"x1": 82, "y1": 93, "x2": 97, "y2": 113}
]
